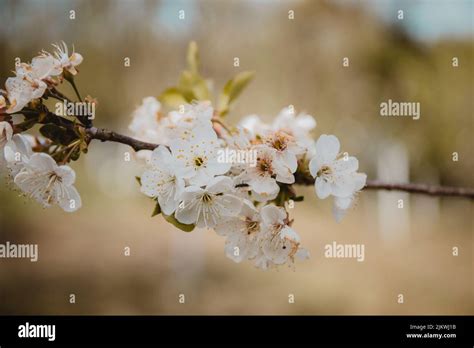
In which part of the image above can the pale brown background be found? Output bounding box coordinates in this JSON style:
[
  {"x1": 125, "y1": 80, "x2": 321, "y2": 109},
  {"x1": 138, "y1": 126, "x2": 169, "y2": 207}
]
[{"x1": 0, "y1": 0, "x2": 472, "y2": 314}]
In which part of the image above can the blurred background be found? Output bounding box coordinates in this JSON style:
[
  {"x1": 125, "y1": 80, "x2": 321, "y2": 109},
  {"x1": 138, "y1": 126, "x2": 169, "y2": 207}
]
[{"x1": 0, "y1": 0, "x2": 472, "y2": 314}]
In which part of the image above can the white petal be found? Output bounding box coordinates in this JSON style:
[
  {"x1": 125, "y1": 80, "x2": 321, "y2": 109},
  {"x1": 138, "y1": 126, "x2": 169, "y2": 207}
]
[
  {"x1": 150, "y1": 145, "x2": 173, "y2": 168},
  {"x1": 175, "y1": 187, "x2": 203, "y2": 224},
  {"x1": 59, "y1": 185, "x2": 82, "y2": 212},
  {"x1": 353, "y1": 172, "x2": 367, "y2": 191},
  {"x1": 206, "y1": 176, "x2": 233, "y2": 194},
  {"x1": 308, "y1": 156, "x2": 320, "y2": 178},
  {"x1": 28, "y1": 153, "x2": 57, "y2": 172},
  {"x1": 295, "y1": 248, "x2": 310, "y2": 260},
  {"x1": 5, "y1": 77, "x2": 33, "y2": 113},
  {"x1": 280, "y1": 226, "x2": 300, "y2": 243},
  {"x1": 315, "y1": 134, "x2": 340, "y2": 164},
  {"x1": 331, "y1": 173, "x2": 356, "y2": 197},
  {"x1": 31, "y1": 55, "x2": 56, "y2": 79},
  {"x1": 334, "y1": 196, "x2": 353, "y2": 210},
  {"x1": 175, "y1": 201, "x2": 199, "y2": 225},
  {"x1": 30, "y1": 80, "x2": 47, "y2": 99},
  {"x1": 214, "y1": 217, "x2": 244, "y2": 237},
  {"x1": 279, "y1": 150, "x2": 298, "y2": 173},
  {"x1": 0, "y1": 121, "x2": 13, "y2": 142},
  {"x1": 56, "y1": 165, "x2": 76, "y2": 186},
  {"x1": 315, "y1": 177, "x2": 331, "y2": 199},
  {"x1": 158, "y1": 187, "x2": 179, "y2": 215},
  {"x1": 70, "y1": 52, "x2": 83, "y2": 67},
  {"x1": 296, "y1": 113, "x2": 316, "y2": 131},
  {"x1": 187, "y1": 168, "x2": 213, "y2": 187},
  {"x1": 260, "y1": 205, "x2": 286, "y2": 226},
  {"x1": 216, "y1": 194, "x2": 243, "y2": 217},
  {"x1": 249, "y1": 176, "x2": 279, "y2": 195},
  {"x1": 205, "y1": 159, "x2": 231, "y2": 177},
  {"x1": 333, "y1": 156, "x2": 359, "y2": 173},
  {"x1": 140, "y1": 170, "x2": 161, "y2": 197}
]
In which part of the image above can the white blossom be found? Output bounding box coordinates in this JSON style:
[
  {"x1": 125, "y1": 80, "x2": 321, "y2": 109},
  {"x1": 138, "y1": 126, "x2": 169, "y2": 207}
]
[
  {"x1": 128, "y1": 96, "x2": 164, "y2": 161},
  {"x1": 262, "y1": 130, "x2": 303, "y2": 182},
  {"x1": 238, "y1": 114, "x2": 270, "y2": 137},
  {"x1": 163, "y1": 101, "x2": 214, "y2": 139},
  {"x1": 332, "y1": 172, "x2": 366, "y2": 222},
  {"x1": 256, "y1": 205, "x2": 309, "y2": 268},
  {"x1": 175, "y1": 176, "x2": 242, "y2": 228},
  {"x1": 309, "y1": 134, "x2": 364, "y2": 199},
  {"x1": 52, "y1": 41, "x2": 83, "y2": 75},
  {"x1": 3, "y1": 134, "x2": 33, "y2": 178},
  {"x1": 240, "y1": 107, "x2": 316, "y2": 151},
  {"x1": 272, "y1": 106, "x2": 316, "y2": 144},
  {"x1": 239, "y1": 144, "x2": 297, "y2": 199},
  {"x1": 140, "y1": 145, "x2": 186, "y2": 215},
  {"x1": 214, "y1": 200, "x2": 261, "y2": 262},
  {"x1": 169, "y1": 124, "x2": 230, "y2": 186},
  {"x1": 6, "y1": 55, "x2": 61, "y2": 113},
  {"x1": 14, "y1": 153, "x2": 81, "y2": 212},
  {"x1": 0, "y1": 122, "x2": 32, "y2": 178}
]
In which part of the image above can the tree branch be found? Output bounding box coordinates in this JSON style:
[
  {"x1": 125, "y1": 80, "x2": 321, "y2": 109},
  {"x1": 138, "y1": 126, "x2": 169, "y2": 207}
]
[
  {"x1": 83, "y1": 126, "x2": 474, "y2": 199},
  {"x1": 86, "y1": 127, "x2": 158, "y2": 152},
  {"x1": 363, "y1": 180, "x2": 474, "y2": 198}
]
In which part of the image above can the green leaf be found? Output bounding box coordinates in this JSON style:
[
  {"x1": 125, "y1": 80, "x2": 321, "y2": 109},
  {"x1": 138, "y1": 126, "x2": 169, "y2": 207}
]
[
  {"x1": 135, "y1": 176, "x2": 142, "y2": 186},
  {"x1": 178, "y1": 71, "x2": 210, "y2": 102},
  {"x1": 191, "y1": 77, "x2": 211, "y2": 101},
  {"x1": 218, "y1": 71, "x2": 255, "y2": 116},
  {"x1": 151, "y1": 202, "x2": 161, "y2": 217},
  {"x1": 186, "y1": 41, "x2": 199, "y2": 74},
  {"x1": 163, "y1": 213, "x2": 195, "y2": 232},
  {"x1": 158, "y1": 87, "x2": 189, "y2": 108}
]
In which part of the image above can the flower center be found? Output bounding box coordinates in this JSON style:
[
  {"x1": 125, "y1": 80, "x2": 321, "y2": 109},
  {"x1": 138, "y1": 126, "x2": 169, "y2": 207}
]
[
  {"x1": 245, "y1": 218, "x2": 259, "y2": 235},
  {"x1": 194, "y1": 156, "x2": 204, "y2": 167},
  {"x1": 202, "y1": 193, "x2": 213, "y2": 203},
  {"x1": 257, "y1": 157, "x2": 273, "y2": 175},
  {"x1": 48, "y1": 172, "x2": 62, "y2": 184},
  {"x1": 267, "y1": 131, "x2": 290, "y2": 151},
  {"x1": 317, "y1": 165, "x2": 332, "y2": 178}
]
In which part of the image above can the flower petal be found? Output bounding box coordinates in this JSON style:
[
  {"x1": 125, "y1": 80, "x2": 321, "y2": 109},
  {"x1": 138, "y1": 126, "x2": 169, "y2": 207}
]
[
  {"x1": 59, "y1": 185, "x2": 82, "y2": 212},
  {"x1": 315, "y1": 134, "x2": 340, "y2": 164},
  {"x1": 315, "y1": 177, "x2": 332, "y2": 199}
]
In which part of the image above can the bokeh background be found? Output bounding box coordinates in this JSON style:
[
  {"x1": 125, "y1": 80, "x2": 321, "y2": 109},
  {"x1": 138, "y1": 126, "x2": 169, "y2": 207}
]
[{"x1": 0, "y1": 0, "x2": 472, "y2": 314}]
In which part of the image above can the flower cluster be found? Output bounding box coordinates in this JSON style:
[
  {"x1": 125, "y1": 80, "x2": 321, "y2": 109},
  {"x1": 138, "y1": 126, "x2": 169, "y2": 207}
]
[
  {"x1": 2, "y1": 42, "x2": 82, "y2": 114},
  {"x1": 131, "y1": 100, "x2": 366, "y2": 269},
  {"x1": 0, "y1": 121, "x2": 81, "y2": 212},
  {"x1": 0, "y1": 42, "x2": 83, "y2": 212},
  {"x1": 0, "y1": 41, "x2": 367, "y2": 270}
]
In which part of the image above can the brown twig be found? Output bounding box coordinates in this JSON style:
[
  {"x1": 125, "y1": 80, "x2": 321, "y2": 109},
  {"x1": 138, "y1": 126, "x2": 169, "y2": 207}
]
[
  {"x1": 82, "y1": 127, "x2": 474, "y2": 199},
  {"x1": 85, "y1": 127, "x2": 158, "y2": 152},
  {"x1": 363, "y1": 180, "x2": 474, "y2": 198}
]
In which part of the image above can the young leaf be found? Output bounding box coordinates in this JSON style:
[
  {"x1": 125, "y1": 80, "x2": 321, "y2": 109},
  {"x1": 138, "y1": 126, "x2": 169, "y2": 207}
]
[
  {"x1": 218, "y1": 71, "x2": 255, "y2": 116},
  {"x1": 158, "y1": 87, "x2": 189, "y2": 108},
  {"x1": 151, "y1": 202, "x2": 162, "y2": 217},
  {"x1": 163, "y1": 213, "x2": 195, "y2": 232},
  {"x1": 186, "y1": 41, "x2": 199, "y2": 74}
]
